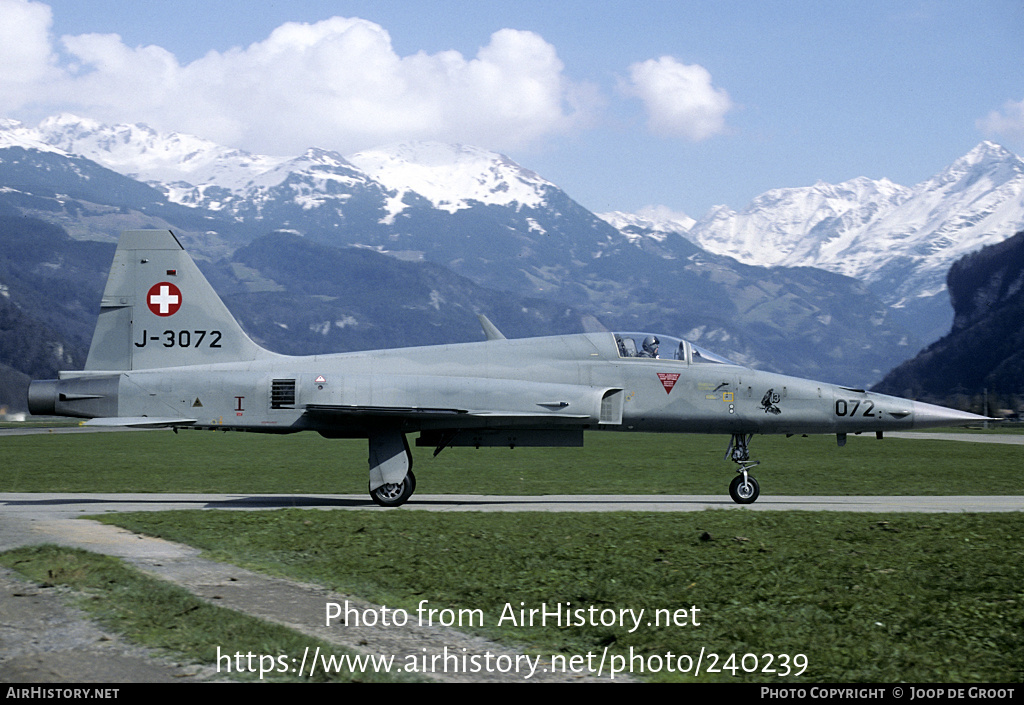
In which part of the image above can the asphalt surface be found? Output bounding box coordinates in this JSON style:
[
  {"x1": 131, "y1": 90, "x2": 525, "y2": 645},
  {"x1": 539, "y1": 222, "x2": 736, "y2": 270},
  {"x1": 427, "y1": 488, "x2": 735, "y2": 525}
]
[{"x1": 2, "y1": 492, "x2": 1023, "y2": 521}]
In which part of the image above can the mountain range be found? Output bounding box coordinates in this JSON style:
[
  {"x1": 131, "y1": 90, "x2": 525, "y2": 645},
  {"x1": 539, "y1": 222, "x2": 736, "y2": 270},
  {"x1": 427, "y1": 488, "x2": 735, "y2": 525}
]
[
  {"x1": 605, "y1": 141, "x2": 1024, "y2": 343},
  {"x1": 873, "y1": 229, "x2": 1024, "y2": 408},
  {"x1": 2, "y1": 114, "x2": 1023, "y2": 412}
]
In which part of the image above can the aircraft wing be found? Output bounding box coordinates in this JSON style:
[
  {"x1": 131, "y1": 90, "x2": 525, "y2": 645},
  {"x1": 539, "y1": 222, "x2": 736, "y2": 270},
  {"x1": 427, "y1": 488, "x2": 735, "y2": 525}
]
[
  {"x1": 304, "y1": 404, "x2": 469, "y2": 419},
  {"x1": 303, "y1": 404, "x2": 590, "y2": 422}
]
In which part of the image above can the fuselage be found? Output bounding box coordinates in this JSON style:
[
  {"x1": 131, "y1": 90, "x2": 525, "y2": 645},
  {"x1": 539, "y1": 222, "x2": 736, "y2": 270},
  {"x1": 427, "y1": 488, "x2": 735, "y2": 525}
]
[{"x1": 32, "y1": 330, "x2": 971, "y2": 440}]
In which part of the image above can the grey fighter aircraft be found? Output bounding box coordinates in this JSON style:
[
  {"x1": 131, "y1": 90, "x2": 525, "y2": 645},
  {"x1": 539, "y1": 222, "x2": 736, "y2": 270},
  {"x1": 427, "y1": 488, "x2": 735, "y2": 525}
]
[{"x1": 28, "y1": 230, "x2": 990, "y2": 506}]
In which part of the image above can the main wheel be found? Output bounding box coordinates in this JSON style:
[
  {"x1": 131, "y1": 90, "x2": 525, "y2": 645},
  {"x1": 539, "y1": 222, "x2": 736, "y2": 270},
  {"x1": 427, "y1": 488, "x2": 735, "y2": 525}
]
[
  {"x1": 729, "y1": 474, "x2": 760, "y2": 504},
  {"x1": 369, "y1": 470, "x2": 416, "y2": 507}
]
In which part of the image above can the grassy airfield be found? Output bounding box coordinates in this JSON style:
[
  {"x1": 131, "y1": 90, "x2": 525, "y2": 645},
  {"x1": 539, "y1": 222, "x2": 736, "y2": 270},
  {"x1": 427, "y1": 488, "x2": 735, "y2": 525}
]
[
  {"x1": 1, "y1": 428, "x2": 1022, "y2": 682},
  {"x1": 1, "y1": 426, "x2": 1021, "y2": 495}
]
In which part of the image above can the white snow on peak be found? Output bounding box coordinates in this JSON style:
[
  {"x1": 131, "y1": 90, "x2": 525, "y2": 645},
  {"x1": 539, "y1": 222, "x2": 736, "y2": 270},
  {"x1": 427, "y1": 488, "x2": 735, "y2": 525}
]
[
  {"x1": 10, "y1": 115, "x2": 382, "y2": 212},
  {"x1": 3, "y1": 116, "x2": 559, "y2": 217},
  {"x1": 672, "y1": 143, "x2": 1024, "y2": 304},
  {"x1": 0, "y1": 118, "x2": 71, "y2": 156},
  {"x1": 597, "y1": 208, "x2": 695, "y2": 235},
  {"x1": 687, "y1": 176, "x2": 914, "y2": 268},
  {"x1": 33, "y1": 114, "x2": 290, "y2": 191},
  {"x1": 346, "y1": 142, "x2": 553, "y2": 215}
]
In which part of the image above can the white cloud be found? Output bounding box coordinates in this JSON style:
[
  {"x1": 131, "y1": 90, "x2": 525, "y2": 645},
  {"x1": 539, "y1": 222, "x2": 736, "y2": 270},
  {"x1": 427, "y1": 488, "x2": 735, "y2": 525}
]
[
  {"x1": 0, "y1": 5, "x2": 594, "y2": 155},
  {"x1": 0, "y1": 0, "x2": 61, "y2": 110},
  {"x1": 625, "y1": 56, "x2": 732, "y2": 141},
  {"x1": 977, "y1": 99, "x2": 1024, "y2": 145}
]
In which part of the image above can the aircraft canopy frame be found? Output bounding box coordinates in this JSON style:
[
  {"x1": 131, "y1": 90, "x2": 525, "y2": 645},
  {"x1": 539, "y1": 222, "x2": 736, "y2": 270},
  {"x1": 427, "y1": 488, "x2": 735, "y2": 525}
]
[{"x1": 612, "y1": 332, "x2": 737, "y2": 366}]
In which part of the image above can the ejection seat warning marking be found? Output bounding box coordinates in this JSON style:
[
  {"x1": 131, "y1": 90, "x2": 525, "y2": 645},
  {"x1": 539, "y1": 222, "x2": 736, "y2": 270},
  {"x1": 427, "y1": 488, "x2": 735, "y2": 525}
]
[
  {"x1": 147, "y1": 282, "x2": 182, "y2": 316},
  {"x1": 657, "y1": 373, "x2": 680, "y2": 394}
]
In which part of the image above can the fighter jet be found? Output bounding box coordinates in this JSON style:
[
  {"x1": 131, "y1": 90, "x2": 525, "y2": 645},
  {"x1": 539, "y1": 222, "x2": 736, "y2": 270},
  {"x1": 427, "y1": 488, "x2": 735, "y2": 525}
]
[{"x1": 28, "y1": 230, "x2": 990, "y2": 506}]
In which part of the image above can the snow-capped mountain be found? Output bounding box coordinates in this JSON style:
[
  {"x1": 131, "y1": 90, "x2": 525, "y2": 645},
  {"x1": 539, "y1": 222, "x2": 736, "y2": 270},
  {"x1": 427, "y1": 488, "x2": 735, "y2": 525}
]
[
  {"x1": 602, "y1": 141, "x2": 1024, "y2": 343},
  {"x1": 597, "y1": 208, "x2": 695, "y2": 243},
  {"x1": 33, "y1": 114, "x2": 290, "y2": 188},
  {"x1": 685, "y1": 176, "x2": 914, "y2": 270},
  {"x1": 594, "y1": 209, "x2": 696, "y2": 260},
  {"x1": 23, "y1": 114, "x2": 380, "y2": 220},
  {"x1": 681, "y1": 142, "x2": 1024, "y2": 307},
  {"x1": 13, "y1": 115, "x2": 559, "y2": 224},
  {"x1": 847, "y1": 142, "x2": 1024, "y2": 304},
  {"x1": 15, "y1": 116, "x2": 1023, "y2": 296},
  {"x1": 0, "y1": 118, "x2": 71, "y2": 156},
  {"x1": 0, "y1": 113, "x2": 628, "y2": 307},
  {"x1": 347, "y1": 142, "x2": 555, "y2": 220}
]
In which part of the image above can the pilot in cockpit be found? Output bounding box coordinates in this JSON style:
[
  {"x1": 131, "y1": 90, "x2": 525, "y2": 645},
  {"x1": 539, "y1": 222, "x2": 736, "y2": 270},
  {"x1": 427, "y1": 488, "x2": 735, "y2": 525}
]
[{"x1": 639, "y1": 335, "x2": 660, "y2": 358}]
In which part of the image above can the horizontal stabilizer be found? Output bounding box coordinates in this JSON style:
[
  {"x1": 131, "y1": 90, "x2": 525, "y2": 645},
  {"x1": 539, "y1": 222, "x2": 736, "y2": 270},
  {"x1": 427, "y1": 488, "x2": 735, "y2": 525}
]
[{"x1": 83, "y1": 417, "x2": 197, "y2": 428}]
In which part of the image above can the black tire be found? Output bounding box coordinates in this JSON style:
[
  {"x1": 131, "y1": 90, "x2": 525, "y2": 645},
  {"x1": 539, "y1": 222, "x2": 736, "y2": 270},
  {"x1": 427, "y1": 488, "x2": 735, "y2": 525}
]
[
  {"x1": 369, "y1": 470, "x2": 416, "y2": 507},
  {"x1": 729, "y1": 474, "x2": 760, "y2": 504}
]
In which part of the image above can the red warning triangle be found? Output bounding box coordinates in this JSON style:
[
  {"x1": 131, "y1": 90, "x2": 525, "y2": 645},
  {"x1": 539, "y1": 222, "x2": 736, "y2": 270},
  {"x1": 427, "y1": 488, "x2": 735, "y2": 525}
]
[{"x1": 657, "y1": 372, "x2": 680, "y2": 394}]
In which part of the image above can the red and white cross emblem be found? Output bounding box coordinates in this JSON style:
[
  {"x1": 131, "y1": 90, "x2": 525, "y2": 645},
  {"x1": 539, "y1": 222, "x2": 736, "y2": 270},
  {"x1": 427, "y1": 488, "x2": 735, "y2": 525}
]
[{"x1": 147, "y1": 282, "x2": 182, "y2": 317}]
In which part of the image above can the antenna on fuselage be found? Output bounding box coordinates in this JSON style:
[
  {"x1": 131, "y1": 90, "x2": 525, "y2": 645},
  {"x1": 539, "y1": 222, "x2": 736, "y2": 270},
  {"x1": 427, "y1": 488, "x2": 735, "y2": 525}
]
[{"x1": 478, "y1": 314, "x2": 507, "y2": 341}]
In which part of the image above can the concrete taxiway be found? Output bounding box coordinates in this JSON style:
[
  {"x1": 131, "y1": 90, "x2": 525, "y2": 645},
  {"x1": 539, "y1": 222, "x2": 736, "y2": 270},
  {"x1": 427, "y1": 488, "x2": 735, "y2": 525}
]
[{"x1": 1, "y1": 492, "x2": 1022, "y2": 529}]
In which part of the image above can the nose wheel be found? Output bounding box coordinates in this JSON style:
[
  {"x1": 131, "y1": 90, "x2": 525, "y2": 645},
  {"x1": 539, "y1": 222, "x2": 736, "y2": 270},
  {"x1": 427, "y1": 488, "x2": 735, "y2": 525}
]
[
  {"x1": 729, "y1": 472, "x2": 760, "y2": 504},
  {"x1": 725, "y1": 433, "x2": 761, "y2": 504}
]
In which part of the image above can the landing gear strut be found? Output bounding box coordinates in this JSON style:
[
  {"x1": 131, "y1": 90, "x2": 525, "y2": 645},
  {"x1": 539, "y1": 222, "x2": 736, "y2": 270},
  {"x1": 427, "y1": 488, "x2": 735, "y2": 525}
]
[{"x1": 725, "y1": 433, "x2": 760, "y2": 504}]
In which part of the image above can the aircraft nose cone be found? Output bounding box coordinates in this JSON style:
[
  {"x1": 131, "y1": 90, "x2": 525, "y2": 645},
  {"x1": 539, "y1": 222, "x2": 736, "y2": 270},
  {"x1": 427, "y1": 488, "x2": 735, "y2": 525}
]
[{"x1": 911, "y1": 400, "x2": 993, "y2": 429}]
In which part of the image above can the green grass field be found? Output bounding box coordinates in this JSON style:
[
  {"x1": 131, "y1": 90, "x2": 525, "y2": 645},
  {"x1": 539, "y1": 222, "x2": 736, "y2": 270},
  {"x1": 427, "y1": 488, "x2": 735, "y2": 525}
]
[
  {"x1": 1, "y1": 427, "x2": 1020, "y2": 496},
  {"x1": 94, "y1": 508, "x2": 1024, "y2": 683},
  {"x1": 1, "y1": 427, "x2": 1021, "y2": 682}
]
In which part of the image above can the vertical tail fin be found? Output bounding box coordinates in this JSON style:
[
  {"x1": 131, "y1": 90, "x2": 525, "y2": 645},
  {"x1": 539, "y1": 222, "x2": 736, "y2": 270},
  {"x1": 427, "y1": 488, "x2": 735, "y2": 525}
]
[{"x1": 85, "y1": 230, "x2": 275, "y2": 370}]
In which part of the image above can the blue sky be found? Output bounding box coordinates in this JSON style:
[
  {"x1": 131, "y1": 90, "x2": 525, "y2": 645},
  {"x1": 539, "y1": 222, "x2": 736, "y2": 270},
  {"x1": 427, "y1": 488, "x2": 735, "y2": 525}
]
[{"x1": 4, "y1": 0, "x2": 1023, "y2": 218}]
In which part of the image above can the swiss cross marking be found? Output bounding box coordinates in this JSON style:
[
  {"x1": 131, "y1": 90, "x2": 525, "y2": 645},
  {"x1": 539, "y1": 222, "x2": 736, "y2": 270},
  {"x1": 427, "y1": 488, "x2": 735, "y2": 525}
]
[
  {"x1": 147, "y1": 282, "x2": 182, "y2": 317},
  {"x1": 657, "y1": 372, "x2": 681, "y2": 394}
]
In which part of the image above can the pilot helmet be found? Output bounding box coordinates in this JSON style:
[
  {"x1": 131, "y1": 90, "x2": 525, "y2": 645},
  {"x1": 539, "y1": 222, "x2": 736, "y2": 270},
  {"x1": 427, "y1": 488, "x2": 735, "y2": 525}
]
[{"x1": 642, "y1": 335, "x2": 660, "y2": 355}]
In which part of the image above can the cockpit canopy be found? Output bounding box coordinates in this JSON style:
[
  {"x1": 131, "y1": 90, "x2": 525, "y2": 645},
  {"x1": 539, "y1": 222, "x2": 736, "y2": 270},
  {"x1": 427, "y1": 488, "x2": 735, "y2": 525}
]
[{"x1": 613, "y1": 332, "x2": 736, "y2": 365}]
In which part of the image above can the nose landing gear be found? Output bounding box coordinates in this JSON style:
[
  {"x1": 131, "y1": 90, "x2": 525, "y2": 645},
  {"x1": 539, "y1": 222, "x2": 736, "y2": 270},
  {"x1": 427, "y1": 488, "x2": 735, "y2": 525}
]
[{"x1": 726, "y1": 433, "x2": 760, "y2": 504}]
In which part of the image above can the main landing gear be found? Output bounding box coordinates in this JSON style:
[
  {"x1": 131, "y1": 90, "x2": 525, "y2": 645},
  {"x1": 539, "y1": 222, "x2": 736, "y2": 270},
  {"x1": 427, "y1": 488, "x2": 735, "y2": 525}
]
[
  {"x1": 367, "y1": 431, "x2": 417, "y2": 507},
  {"x1": 369, "y1": 470, "x2": 416, "y2": 507},
  {"x1": 726, "y1": 433, "x2": 760, "y2": 504}
]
